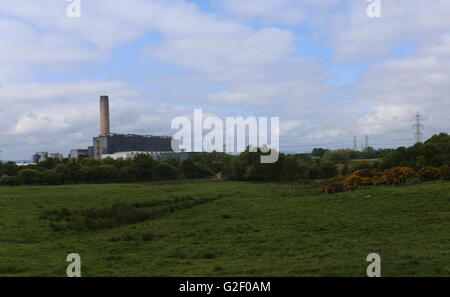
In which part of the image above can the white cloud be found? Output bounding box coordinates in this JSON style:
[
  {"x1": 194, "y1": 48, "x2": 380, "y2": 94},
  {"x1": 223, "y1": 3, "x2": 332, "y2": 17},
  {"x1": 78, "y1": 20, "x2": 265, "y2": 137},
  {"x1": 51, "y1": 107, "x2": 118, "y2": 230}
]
[
  {"x1": 218, "y1": 0, "x2": 340, "y2": 25},
  {"x1": 323, "y1": 0, "x2": 450, "y2": 61},
  {"x1": 1, "y1": 0, "x2": 450, "y2": 158}
]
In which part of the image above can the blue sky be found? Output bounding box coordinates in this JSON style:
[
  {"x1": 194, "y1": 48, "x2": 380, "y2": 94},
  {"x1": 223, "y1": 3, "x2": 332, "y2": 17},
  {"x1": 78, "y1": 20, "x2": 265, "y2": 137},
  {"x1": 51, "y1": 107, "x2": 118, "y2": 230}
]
[{"x1": 0, "y1": 0, "x2": 450, "y2": 160}]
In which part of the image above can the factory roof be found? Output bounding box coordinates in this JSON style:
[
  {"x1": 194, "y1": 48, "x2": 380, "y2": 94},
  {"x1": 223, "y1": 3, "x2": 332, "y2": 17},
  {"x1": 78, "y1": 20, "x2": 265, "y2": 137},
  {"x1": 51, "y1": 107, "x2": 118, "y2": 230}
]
[{"x1": 99, "y1": 133, "x2": 172, "y2": 139}]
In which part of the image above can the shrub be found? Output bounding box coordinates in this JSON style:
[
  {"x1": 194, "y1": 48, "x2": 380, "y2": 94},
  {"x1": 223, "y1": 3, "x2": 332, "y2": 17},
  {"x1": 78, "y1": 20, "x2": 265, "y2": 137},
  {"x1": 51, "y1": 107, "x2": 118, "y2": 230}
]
[
  {"x1": 418, "y1": 167, "x2": 441, "y2": 181},
  {"x1": 382, "y1": 167, "x2": 417, "y2": 184},
  {"x1": 319, "y1": 161, "x2": 338, "y2": 178},
  {"x1": 0, "y1": 175, "x2": 20, "y2": 186},
  {"x1": 351, "y1": 168, "x2": 382, "y2": 178},
  {"x1": 40, "y1": 170, "x2": 63, "y2": 185},
  {"x1": 18, "y1": 169, "x2": 39, "y2": 185},
  {"x1": 320, "y1": 178, "x2": 345, "y2": 194},
  {"x1": 439, "y1": 166, "x2": 450, "y2": 181},
  {"x1": 349, "y1": 162, "x2": 372, "y2": 173},
  {"x1": 98, "y1": 165, "x2": 119, "y2": 182},
  {"x1": 341, "y1": 163, "x2": 350, "y2": 176},
  {"x1": 119, "y1": 166, "x2": 136, "y2": 182},
  {"x1": 342, "y1": 175, "x2": 372, "y2": 191},
  {"x1": 156, "y1": 162, "x2": 177, "y2": 180}
]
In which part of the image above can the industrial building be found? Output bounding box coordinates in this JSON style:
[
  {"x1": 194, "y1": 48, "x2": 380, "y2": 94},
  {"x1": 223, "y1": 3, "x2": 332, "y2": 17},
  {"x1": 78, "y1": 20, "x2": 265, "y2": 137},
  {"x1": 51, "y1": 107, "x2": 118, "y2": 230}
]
[
  {"x1": 32, "y1": 152, "x2": 64, "y2": 163},
  {"x1": 86, "y1": 95, "x2": 187, "y2": 160},
  {"x1": 69, "y1": 148, "x2": 94, "y2": 161},
  {"x1": 31, "y1": 95, "x2": 185, "y2": 163},
  {"x1": 32, "y1": 152, "x2": 48, "y2": 163},
  {"x1": 101, "y1": 151, "x2": 194, "y2": 161},
  {"x1": 93, "y1": 134, "x2": 175, "y2": 160}
]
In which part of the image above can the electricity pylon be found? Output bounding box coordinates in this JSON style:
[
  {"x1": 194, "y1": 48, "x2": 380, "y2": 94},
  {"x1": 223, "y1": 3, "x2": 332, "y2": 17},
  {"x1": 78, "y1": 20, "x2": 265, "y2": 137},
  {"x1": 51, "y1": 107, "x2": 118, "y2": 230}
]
[{"x1": 413, "y1": 112, "x2": 424, "y2": 143}]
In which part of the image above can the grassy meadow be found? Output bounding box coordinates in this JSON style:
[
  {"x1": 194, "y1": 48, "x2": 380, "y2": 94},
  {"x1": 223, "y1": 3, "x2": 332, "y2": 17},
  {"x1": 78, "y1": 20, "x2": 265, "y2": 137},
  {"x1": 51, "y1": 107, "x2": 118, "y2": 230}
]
[{"x1": 1, "y1": 180, "x2": 450, "y2": 276}]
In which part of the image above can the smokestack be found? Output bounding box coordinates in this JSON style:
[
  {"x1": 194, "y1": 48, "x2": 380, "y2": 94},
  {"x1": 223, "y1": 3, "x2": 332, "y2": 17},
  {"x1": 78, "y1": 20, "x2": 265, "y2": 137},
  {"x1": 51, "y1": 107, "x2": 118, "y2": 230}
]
[{"x1": 99, "y1": 95, "x2": 110, "y2": 135}]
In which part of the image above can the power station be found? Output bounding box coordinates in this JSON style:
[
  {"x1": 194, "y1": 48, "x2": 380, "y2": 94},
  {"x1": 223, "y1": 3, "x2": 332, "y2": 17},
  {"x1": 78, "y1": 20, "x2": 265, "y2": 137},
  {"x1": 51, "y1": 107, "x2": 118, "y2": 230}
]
[
  {"x1": 64, "y1": 95, "x2": 192, "y2": 162},
  {"x1": 29, "y1": 95, "x2": 193, "y2": 163},
  {"x1": 90, "y1": 95, "x2": 190, "y2": 161}
]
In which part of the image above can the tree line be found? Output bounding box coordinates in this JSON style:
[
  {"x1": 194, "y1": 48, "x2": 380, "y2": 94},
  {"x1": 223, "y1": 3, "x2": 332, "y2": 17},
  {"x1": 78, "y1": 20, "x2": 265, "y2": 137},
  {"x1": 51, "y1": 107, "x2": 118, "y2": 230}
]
[
  {"x1": 0, "y1": 149, "x2": 340, "y2": 186},
  {"x1": 1, "y1": 133, "x2": 449, "y2": 186},
  {"x1": 0, "y1": 155, "x2": 214, "y2": 186}
]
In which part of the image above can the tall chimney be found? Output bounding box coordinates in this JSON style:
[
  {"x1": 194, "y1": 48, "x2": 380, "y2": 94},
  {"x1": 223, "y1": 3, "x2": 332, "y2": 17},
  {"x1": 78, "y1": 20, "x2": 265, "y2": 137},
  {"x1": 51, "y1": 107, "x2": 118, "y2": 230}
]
[{"x1": 99, "y1": 95, "x2": 110, "y2": 135}]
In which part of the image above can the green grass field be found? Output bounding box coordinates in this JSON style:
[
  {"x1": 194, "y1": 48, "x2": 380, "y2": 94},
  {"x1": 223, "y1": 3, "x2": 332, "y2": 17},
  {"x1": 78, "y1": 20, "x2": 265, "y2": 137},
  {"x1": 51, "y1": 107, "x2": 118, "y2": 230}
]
[{"x1": 1, "y1": 180, "x2": 450, "y2": 276}]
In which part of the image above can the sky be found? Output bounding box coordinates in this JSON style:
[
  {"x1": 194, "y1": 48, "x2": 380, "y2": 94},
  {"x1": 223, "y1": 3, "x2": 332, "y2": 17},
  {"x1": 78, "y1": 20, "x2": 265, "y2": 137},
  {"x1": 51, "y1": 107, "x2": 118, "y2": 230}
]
[{"x1": 1, "y1": 0, "x2": 450, "y2": 160}]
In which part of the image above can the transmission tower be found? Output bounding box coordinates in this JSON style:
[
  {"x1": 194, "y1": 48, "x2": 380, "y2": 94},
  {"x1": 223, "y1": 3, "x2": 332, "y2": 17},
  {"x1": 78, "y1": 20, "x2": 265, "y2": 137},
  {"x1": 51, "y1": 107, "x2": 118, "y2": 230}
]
[
  {"x1": 413, "y1": 112, "x2": 424, "y2": 143},
  {"x1": 365, "y1": 135, "x2": 369, "y2": 151},
  {"x1": 0, "y1": 150, "x2": 2, "y2": 163},
  {"x1": 353, "y1": 136, "x2": 358, "y2": 151}
]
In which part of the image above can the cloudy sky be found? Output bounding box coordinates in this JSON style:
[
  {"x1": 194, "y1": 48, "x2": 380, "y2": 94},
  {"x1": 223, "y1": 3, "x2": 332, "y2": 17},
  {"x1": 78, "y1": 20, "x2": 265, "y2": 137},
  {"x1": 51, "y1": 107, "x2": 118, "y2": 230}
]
[{"x1": 1, "y1": 0, "x2": 450, "y2": 160}]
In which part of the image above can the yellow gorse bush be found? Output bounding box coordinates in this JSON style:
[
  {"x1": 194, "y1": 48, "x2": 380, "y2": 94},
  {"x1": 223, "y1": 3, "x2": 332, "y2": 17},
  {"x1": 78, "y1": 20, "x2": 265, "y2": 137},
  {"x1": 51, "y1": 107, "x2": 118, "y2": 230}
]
[
  {"x1": 418, "y1": 167, "x2": 441, "y2": 181},
  {"x1": 320, "y1": 167, "x2": 425, "y2": 194}
]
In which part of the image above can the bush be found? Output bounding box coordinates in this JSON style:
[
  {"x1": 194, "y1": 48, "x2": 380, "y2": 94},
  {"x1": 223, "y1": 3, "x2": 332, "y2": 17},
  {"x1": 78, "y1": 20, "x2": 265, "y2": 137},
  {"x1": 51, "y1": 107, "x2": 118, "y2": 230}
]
[
  {"x1": 319, "y1": 161, "x2": 338, "y2": 178},
  {"x1": 119, "y1": 166, "x2": 136, "y2": 182},
  {"x1": 320, "y1": 165, "x2": 449, "y2": 194},
  {"x1": 341, "y1": 163, "x2": 350, "y2": 176},
  {"x1": 349, "y1": 162, "x2": 372, "y2": 173},
  {"x1": 343, "y1": 175, "x2": 372, "y2": 191},
  {"x1": 156, "y1": 162, "x2": 177, "y2": 180},
  {"x1": 183, "y1": 159, "x2": 213, "y2": 179},
  {"x1": 98, "y1": 165, "x2": 119, "y2": 182},
  {"x1": 79, "y1": 166, "x2": 102, "y2": 183},
  {"x1": 382, "y1": 167, "x2": 417, "y2": 184},
  {"x1": 439, "y1": 166, "x2": 450, "y2": 181},
  {"x1": 0, "y1": 175, "x2": 20, "y2": 186},
  {"x1": 40, "y1": 170, "x2": 63, "y2": 185},
  {"x1": 351, "y1": 168, "x2": 382, "y2": 178},
  {"x1": 320, "y1": 178, "x2": 345, "y2": 194},
  {"x1": 18, "y1": 169, "x2": 40, "y2": 185},
  {"x1": 418, "y1": 167, "x2": 441, "y2": 181}
]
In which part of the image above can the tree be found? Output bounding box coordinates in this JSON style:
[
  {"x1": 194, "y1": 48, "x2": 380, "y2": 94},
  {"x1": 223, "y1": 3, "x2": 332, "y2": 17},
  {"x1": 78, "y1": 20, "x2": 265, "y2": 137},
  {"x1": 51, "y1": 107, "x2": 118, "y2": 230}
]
[
  {"x1": 98, "y1": 165, "x2": 119, "y2": 182},
  {"x1": 119, "y1": 166, "x2": 136, "y2": 182},
  {"x1": 320, "y1": 161, "x2": 338, "y2": 178},
  {"x1": 280, "y1": 156, "x2": 300, "y2": 182},
  {"x1": 38, "y1": 158, "x2": 61, "y2": 170},
  {"x1": 54, "y1": 164, "x2": 71, "y2": 184},
  {"x1": 0, "y1": 175, "x2": 20, "y2": 186},
  {"x1": 79, "y1": 166, "x2": 102, "y2": 183},
  {"x1": 323, "y1": 149, "x2": 353, "y2": 162},
  {"x1": 18, "y1": 169, "x2": 39, "y2": 185},
  {"x1": 66, "y1": 161, "x2": 82, "y2": 184},
  {"x1": 2, "y1": 162, "x2": 19, "y2": 176},
  {"x1": 134, "y1": 154, "x2": 156, "y2": 181},
  {"x1": 311, "y1": 148, "x2": 329, "y2": 158},
  {"x1": 40, "y1": 170, "x2": 63, "y2": 185},
  {"x1": 156, "y1": 162, "x2": 177, "y2": 180}
]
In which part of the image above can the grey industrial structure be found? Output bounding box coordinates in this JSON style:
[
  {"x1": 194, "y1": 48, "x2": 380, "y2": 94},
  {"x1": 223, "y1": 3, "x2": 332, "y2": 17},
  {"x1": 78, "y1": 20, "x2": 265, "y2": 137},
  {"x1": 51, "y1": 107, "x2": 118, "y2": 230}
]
[
  {"x1": 69, "y1": 148, "x2": 94, "y2": 161},
  {"x1": 93, "y1": 134, "x2": 174, "y2": 160},
  {"x1": 35, "y1": 95, "x2": 191, "y2": 162},
  {"x1": 77, "y1": 95, "x2": 191, "y2": 161},
  {"x1": 32, "y1": 152, "x2": 64, "y2": 163}
]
